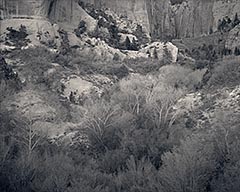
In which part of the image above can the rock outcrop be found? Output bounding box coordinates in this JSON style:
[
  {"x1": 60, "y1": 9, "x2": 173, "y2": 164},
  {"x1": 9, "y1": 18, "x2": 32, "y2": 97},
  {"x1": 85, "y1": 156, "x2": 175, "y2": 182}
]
[{"x1": 127, "y1": 42, "x2": 178, "y2": 63}]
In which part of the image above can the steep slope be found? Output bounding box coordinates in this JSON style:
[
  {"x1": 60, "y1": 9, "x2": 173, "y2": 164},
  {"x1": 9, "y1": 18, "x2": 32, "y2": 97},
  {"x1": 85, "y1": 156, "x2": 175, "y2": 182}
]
[
  {"x1": 0, "y1": 0, "x2": 179, "y2": 63},
  {"x1": 80, "y1": 0, "x2": 240, "y2": 39},
  {"x1": 80, "y1": 0, "x2": 174, "y2": 39},
  {"x1": 81, "y1": 0, "x2": 151, "y2": 33}
]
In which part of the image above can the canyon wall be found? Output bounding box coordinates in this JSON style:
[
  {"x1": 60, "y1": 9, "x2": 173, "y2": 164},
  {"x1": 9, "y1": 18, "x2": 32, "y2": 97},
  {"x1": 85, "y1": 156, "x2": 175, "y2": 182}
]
[
  {"x1": 81, "y1": 0, "x2": 240, "y2": 39},
  {"x1": 81, "y1": 0, "x2": 151, "y2": 33},
  {"x1": 1, "y1": 0, "x2": 240, "y2": 39},
  {"x1": 146, "y1": 0, "x2": 175, "y2": 39},
  {"x1": 0, "y1": 0, "x2": 96, "y2": 32},
  {"x1": 0, "y1": 0, "x2": 52, "y2": 19},
  {"x1": 172, "y1": 0, "x2": 240, "y2": 38},
  {"x1": 80, "y1": 0, "x2": 174, "y2": 39}
]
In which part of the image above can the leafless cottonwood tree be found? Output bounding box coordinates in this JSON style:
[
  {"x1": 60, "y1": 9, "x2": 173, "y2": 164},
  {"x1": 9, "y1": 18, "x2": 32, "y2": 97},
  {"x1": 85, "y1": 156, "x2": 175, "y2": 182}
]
[
  {"x1": 83, "y1": 100, "x2": 122, "y2": 152},
  {"x1": 10, "y1": 118, "x2": 45, "y2": 159},
  {"x1": 118, "y1": 74, "x2": 184, "y2": 136}
]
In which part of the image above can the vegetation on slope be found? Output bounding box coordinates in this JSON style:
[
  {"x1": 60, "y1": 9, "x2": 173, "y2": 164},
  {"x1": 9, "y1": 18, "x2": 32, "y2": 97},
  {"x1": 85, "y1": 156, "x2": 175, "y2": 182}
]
[
  {"x1": 0, "y1": 3, "x2": 240, "y2": 192},
  {"x1": 1, "y1": 40, "x2": 240, "y2": 191}
]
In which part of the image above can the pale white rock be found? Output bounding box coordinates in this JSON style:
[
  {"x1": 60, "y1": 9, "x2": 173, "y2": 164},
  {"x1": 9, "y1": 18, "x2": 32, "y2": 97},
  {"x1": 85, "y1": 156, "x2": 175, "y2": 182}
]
[
  {"x1": 119, "y1": 33, "x2": 138, "y2": 44},
  {"x1": 139, "y1": 42, "x2": 178, "y2": 62},
  {"x1": 61, "y1": 75, "x2": 93, "y2": 98}
]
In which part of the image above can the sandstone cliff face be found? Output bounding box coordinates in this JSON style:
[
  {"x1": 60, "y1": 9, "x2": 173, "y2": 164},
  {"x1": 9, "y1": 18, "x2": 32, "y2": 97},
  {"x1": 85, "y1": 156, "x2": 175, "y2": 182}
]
[
  {"x1": 172, "y1": 0, "x2": 240, "y2": 38},
  {"x1": 0, "y1": 0, "x2": 96, "y2": 31},
  {"x1": 1, "y1": 0, "x2": 240, "y2": 40},
  {"x1": 0, "y1": 0, "x2": 51, "y2": 19},
  {"x1": 80, "y1": 0, "x2": 240, "y2": 39},
  {"x1": 48, "y1": 0, "x2": 96, "y2": 31},
  {"x1": 146, "y1": 0, "x2": 175, "y2": 39},
  {"x1": 81, "y1": 0, "x2": 151, "y2": 33},
  {"x1": 80, "y1": 0, "x2": 174, "y2": 39},
  {"x1": 172, "y1": 0, "x2": 215, "y2": 38}
]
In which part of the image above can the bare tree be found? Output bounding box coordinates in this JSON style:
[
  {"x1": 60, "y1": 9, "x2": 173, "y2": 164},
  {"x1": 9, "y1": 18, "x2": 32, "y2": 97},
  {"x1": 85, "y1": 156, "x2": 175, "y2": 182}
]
[
  {"x1": 83, "y1": 100, "x2": 122, "y2": 152},
  {"x1": 10, "y1": 117, "x2": 45, "y2": 159},
  {"x1": 117, "y1": 74, "x2": 184, "y2": 136},
  {"x1": 144, "y1": 84, "x2": 184, "y2": 136}
]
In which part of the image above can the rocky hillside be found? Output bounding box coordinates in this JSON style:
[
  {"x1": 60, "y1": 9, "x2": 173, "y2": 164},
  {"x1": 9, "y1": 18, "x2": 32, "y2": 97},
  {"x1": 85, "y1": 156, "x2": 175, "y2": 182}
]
[
  {"x1": 79, "y1": 0, "x2": 240, "y2": 39},
  {"x1": 0, "y1": 0, "x2": 179, "y2": 63},
  {"x1": 1, "y1": 1, "x2": 240, "y2": 192}
]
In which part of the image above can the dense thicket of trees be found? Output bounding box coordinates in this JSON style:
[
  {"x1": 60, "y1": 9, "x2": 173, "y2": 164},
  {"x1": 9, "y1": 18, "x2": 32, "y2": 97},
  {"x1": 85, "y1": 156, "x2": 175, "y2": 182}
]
[{"x1": 1, "y1": 42, "x2": 240, "y2": 192}]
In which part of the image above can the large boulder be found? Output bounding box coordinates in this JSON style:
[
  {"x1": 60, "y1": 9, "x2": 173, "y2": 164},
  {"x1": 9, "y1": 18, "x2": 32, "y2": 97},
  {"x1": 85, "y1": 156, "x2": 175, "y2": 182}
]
[
  {"x1": 127, "y1": 41, "x2": 178, "y2": 63},
  {"x1": 61, "y1": 75, "x2": 93, "y2": 99}
]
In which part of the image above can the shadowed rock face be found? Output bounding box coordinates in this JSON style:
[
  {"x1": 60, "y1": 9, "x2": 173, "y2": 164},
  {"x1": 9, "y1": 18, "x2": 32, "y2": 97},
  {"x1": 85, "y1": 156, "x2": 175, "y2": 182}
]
[
  {"x1": 0, "y1": 0, "x2": 53, "y2": 18},
  {"x1": 0, "y1": 0, "x2": 83, "y2": 22},
  {"x1": 0, "y1": 0, "x2": 96, "y2": 33},
  {"x1": 146, "y1": 0, "x2": 175, "y2": 40},
  {"x1": 172, "y1": 0, "x2": 240, "y2": 38},
  {"x1": 0, "y1": 0, "x2": 80, "y2": 22}
]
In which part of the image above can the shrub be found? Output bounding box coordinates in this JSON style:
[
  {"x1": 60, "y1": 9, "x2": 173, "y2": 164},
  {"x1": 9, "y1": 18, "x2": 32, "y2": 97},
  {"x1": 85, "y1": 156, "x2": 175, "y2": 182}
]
[
  {"x1": 207, "y1": 59, "x2": 240, "y2": 88},
  {"x1": 115, "y1": 156, "x2": 161, "y2": 192},
  {"x1": 83, "y1": 100, "x2": 124, "y2": 153},
  {"x1": 123, "y1": 58, "x2": 164, "y2": 74},
  {"x1": 160, "y1": 134, "x2": 216, "y2": 192},
  {"x1": 74, "y1": 20, "x2": 87, "y2": 37},
  {"x1": 158, "y1": 65, "x2": 206, "y2": 90},
  {"x1": 111, "y1": 74, "x2": 185, "y2": 166},
  {"x1": 5, "y1": 25, "x2": 30, "y2": 48}
]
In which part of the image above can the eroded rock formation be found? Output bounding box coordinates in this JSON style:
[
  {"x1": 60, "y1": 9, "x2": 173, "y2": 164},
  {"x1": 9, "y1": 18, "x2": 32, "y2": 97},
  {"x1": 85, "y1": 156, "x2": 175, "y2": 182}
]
[
  {"x1": 80, "y1": 0, "x2": 174, "y2": 39},
  {"x1": 81, "y1": 0, "x2": 240, "y2": 39},
  {"x1": 1, "y1": 0, "x2": 240, "y2": 39}
]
